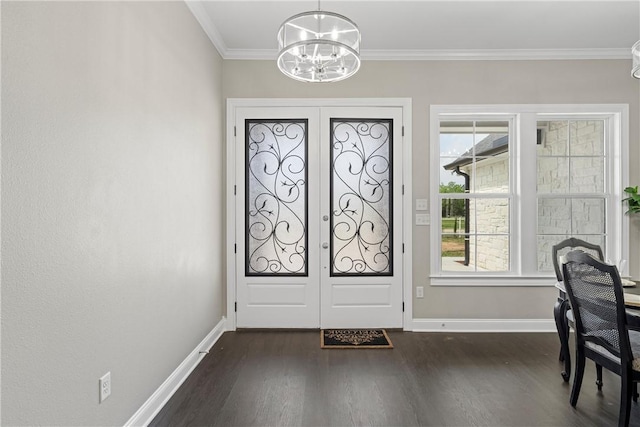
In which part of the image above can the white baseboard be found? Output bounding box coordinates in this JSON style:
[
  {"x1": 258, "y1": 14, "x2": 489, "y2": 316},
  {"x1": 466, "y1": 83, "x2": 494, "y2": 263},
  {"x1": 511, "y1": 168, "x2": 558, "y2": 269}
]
[
  {"x1": 125, "y1": 317, "x2": 227, "y2": 427},
  {"x1": 412, "y1": 318, "x2": 556, "y2": 333}
]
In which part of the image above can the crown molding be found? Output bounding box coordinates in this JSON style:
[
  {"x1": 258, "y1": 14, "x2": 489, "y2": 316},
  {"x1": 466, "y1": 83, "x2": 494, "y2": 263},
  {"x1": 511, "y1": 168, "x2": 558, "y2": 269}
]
[
  {"x1": 185, "y1": 0, "x2": 229, "y2": 58},
  {"x1": 220, "y1": 47, "x2": 631, "y2": 61},
  {"x1": 362, "y1": 48, "x2": 631, "y2": 61}
]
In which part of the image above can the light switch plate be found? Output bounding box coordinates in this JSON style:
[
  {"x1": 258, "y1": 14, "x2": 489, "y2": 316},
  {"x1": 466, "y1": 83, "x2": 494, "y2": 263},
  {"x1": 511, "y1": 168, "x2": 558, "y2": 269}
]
[
  {"x1": 415, "y1": 199, "x2": 429, "y2": 211},
  {"x1": 416, "y1": 213, "x2": 430, "y2": 226}
]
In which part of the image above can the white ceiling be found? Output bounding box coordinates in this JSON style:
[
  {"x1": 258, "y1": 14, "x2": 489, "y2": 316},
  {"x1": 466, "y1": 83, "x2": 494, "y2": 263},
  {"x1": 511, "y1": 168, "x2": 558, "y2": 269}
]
[{"x1": 186, "y1": 0, "x2": 640, "y2": 60}]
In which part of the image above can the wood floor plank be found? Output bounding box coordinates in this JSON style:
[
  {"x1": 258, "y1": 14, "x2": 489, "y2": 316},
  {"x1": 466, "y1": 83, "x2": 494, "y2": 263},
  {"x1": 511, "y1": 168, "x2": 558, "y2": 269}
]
[{"x1": 149, "y1": 331, "x2": 640, "y2": 426}]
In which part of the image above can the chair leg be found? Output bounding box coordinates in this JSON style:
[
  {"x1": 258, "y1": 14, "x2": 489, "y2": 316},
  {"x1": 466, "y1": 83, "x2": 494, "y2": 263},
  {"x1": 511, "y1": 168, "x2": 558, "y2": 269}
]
[
  {"x1": 570, "y1": 346, "x2": 585, "y2": 407},
  {"x1": 554, "y1": 298, "x2": 571, "y2": 381},
  {"x1": 564, "y1": 320, "x2": 572, "y2": 380},
  {"x1": 596, "y1": 364, "x2": 603, "y2": 390},
  {"x1": 619, "y1": 370, "x2": 632, "y2": 427}
]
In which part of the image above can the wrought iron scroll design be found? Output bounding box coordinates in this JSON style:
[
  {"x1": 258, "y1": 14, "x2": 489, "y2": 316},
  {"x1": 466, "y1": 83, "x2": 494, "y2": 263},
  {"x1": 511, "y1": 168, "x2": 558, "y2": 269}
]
[
  {"x1": 330, "y1": 119, "x2": 393, "y2": 275},
  {"x1": 245, "y1": 120, "x2": 307, "y2": 275}
]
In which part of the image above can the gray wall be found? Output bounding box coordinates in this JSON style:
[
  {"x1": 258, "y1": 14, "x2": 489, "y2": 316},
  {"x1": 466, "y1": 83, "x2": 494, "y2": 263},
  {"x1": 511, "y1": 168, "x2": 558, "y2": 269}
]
[
  {"x1": 222, "y1": 58, "x2": 640, "y2": 320},
  {"x1": 1, "y1": 2, "x2": 224, "y2": 425}
]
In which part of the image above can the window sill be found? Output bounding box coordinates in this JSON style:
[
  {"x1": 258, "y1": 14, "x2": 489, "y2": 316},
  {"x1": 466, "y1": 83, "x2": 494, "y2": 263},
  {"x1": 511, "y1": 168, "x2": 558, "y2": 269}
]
[{"x1": 429, "y1": 275, "x2": 556, "y2": 287}]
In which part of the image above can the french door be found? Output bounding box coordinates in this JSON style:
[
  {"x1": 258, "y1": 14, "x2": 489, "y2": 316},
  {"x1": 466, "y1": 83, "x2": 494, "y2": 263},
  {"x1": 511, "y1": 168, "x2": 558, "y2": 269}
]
[{"x1": 234, "y1": 106, "x2": 403, "y2": 328}]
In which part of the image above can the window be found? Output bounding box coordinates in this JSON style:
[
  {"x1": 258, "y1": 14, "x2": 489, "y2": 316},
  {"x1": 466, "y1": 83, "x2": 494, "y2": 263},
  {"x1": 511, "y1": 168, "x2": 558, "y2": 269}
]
[
  {"x1": 439, "y1": 120, "x2": 512, "y2": 273},
  {"x1": 536, "y1": 119, "x2": 606, "y2": 272},
  {"x1": 430, "y1": 105, "x2": 628, "y2": 285}
]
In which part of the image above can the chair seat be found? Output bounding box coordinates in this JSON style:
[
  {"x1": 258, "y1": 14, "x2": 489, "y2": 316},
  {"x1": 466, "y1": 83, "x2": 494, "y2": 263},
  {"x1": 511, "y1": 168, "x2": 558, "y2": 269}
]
[{"x1": 585, "y1": 330, "x2": 640, "y2": 371}]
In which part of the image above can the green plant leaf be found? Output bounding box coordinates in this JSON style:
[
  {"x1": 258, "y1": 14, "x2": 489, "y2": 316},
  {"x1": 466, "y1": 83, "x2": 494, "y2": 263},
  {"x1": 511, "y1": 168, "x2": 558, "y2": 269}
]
[{"x1": 623, "y1": 185, "x2": 640, "y2": 215}]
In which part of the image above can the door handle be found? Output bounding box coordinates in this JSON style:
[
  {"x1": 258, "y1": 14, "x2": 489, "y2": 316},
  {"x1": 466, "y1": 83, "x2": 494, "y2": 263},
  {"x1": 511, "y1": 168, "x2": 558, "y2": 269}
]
[
  {"x1": 323, "y1": 215, "x2": 329, "y2": 221},
  {"x1": 322, "y1": 243, "x2": 329, "y2": 249}
]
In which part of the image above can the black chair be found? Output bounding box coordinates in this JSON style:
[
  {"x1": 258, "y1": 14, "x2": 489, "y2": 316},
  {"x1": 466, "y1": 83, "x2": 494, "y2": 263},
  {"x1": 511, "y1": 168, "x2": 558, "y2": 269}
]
[
  {"x1": 552, "y1": 238, "x2": 604, "y2": 383},
  {"x1": 562, "y1": 250, "x2": 640, "y2": 427}
]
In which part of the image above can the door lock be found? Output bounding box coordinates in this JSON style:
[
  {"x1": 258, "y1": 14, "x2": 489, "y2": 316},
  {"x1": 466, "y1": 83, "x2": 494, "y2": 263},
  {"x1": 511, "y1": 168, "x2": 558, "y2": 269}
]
[
  {"x1": 323, "y1": 215, "x2": 329, "y2": 221},
  {"x1": 322, "y1": 242, "x2": 329, "y2": 249}
]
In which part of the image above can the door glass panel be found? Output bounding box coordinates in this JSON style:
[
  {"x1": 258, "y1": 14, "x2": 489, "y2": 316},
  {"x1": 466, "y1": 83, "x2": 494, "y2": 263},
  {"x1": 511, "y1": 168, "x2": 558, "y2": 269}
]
[
  {"x1": 330, "y1": 119, "x2": 393, "y2": 275},
  {"x1": 245, "y1": 120, "x2": 307, "y2": 275}
]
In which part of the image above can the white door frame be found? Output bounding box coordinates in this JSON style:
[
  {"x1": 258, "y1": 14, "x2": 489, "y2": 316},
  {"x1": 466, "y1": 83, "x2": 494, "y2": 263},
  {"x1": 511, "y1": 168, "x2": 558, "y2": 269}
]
[{"x1": 225, "y1": 98, "x2": 413, "y2": 331}]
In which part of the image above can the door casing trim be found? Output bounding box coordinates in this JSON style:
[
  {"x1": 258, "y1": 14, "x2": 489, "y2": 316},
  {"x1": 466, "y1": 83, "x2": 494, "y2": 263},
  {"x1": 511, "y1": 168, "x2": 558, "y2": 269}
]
[{"x1": 225, "y1": 98, "x2": 413, "y2": 331}]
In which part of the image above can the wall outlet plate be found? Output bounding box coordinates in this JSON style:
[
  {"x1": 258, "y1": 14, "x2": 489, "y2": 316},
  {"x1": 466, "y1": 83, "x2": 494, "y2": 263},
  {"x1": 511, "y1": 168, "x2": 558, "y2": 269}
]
[
  {"x1": 99, "y1": 372, "x2": 111, "y2": 403},
  {"x1": 416, "y1": 286, "x2": 424, "y2": 298}
]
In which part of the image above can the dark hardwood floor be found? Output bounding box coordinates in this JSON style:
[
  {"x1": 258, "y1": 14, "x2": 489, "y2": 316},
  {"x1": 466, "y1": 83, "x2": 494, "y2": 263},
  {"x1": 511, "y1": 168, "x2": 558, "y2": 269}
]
[{"x1": 150, "y1": 330, "x2": 640, "y2": 426}]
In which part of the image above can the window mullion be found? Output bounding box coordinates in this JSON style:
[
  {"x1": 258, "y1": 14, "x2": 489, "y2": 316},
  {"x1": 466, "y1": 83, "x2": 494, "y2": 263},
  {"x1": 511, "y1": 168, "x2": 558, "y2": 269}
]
[{"x1": 519, "y1": 113, "x2": 538, "y2": 275}]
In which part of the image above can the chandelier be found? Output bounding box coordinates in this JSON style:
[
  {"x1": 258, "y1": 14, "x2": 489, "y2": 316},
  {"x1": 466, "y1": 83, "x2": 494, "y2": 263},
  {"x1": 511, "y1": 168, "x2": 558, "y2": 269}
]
[
  {"x1": 633, "y1": 40, "x2": 640, "y2": 79},
  {"x1": 277, "y1": 3, "x2": 361, "y2": 83}
]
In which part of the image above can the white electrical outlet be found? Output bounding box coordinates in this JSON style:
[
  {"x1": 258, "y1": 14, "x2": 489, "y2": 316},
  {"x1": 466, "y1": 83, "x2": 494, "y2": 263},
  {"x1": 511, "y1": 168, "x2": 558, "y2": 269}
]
[
  {"x1": 99, "y1": 372, "x2": 111, "y2": 403},
  {"x1": 416, "y1": 286, "x2": 424, "y2": 298}
]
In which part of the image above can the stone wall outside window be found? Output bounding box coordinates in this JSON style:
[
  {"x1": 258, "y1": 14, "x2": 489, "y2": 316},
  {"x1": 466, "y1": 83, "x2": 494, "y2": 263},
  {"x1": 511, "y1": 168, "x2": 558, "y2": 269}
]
[{"x1": 462, "y1": 120, "x2": 604, "y2": 272}]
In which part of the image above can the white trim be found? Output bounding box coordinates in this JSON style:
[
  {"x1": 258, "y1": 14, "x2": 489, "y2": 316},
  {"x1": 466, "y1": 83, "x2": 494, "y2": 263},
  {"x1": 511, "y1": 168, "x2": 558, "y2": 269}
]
[
  {"x1": 226, "y1": 98, "x2": 413, "y2": 331},
  {"x1": 203, "y1": 47, "x2": 631, "y2": 62},
  {"x1": 228, "y1": 98, "x2": 411, "y2": 108},
  {"x1": 518, "y1": 113, "x2": 536, "y2": 275},
  {"x1": 431, "y1": 104, "x2": 630, "y2": 115},
  {"x1": 184, "y1": 0, "x2": 228, "y2": 58},
  {"x1": 124, "y1": 318, "x2": 227, "y2": 427},
  {"x1": 430, "y1": 277, "x2": 555, "y2": 287},
  {"x1": 617, "y1": 106, "x2": 630, "y2": 277},
  {"x1": 225, "y1": 102, "x2": 237, "y2": 331},
  {"x1": 412, "y1": 318, "x2": 556, "y2": 333},
  {"x1": 401, "y1": 100, "x2": 414, "y2": 332},
  {"x1": 362, "y1": 48, "x2": 631, "y2": 61}
]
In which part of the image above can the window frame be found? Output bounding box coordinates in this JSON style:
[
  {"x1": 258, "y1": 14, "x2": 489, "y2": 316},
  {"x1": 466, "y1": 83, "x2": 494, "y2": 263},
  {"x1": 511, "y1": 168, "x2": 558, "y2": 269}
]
[{"x1": 429, "y1": 104, "x2": 629, "y2": 286}]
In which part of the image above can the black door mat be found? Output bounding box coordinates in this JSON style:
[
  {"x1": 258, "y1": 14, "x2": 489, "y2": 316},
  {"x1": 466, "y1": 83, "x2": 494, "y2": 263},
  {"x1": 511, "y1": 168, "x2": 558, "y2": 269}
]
[{"x1": 321, "y1": 329, "x2": 393, "y2": 349}]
